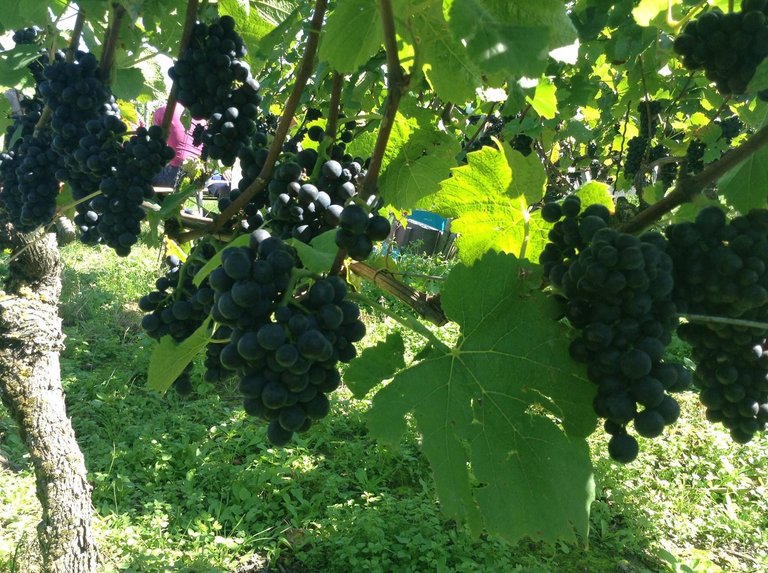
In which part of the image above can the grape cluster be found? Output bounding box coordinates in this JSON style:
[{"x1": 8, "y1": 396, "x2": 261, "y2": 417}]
[
  {"x1": 667, "y1": 207, "x2": 768, "y2": 442},
  {"x1": 464, "y1": 113, "x2": 507, "y2": 153},
  {"x1": 207, "y1": 230, "x2": 366, "y2": 445},
  {"x1": 684, "y1": 139, "x2": 706, "y2": 174},
  {"x1": 13, "y1": 129, "x2": 61, "y2": 231},
  {"x1": 540, "y1": 196, "x2": 686, "y2": 463},
  {"x1": 648, "y1": 144, "x2": 677, "y2": 189},
  {"x1": 40, "y1": 52, "x2": 115, "y2": 163},
  {"x1": 2, "y1": 96, "x2": 43, "y2": 149},
  {"x1": 623, "y1": 136, "x2": 648, "y2": 179},
  {"x1": 0, "y1": 149, "x2": 24, "y2": 225},
  {"x1": 37, "y1": 51, "x2": 124, "y2": 239},
  {"x1": 637, "y1": 100, "x2": 661, "y2": 140},
  {"x1": 169, "y1": 16, "x2": 251, "y2": 119},
  {"x1": 678, "y1": 319, "x2": 768, "y2": 443},
  {"x1": 717, "y1": 115, "x2": 743, "y2": 143},
  {"x1": 0, "y1": 100, "x2": 43, "y2": 223},
  {"x1": 199, "y1": 79, "x2": 263, "y2": 166},
  {"x1": 203, "y1": 325, "x2": 237, "y2": 384},
  {"x1": 12, "y1": 26, "x2": 42, "y2": 45},
  {"x1": 140, "y1": 248, "x2": 216, "y2": 343},
  {"x1": 511, "y1": 134, "x2": 534, "y2": 156},
  {"x1": 673, "y1": 2, "x2": 768, "y2": 95},
  {"x1": 267, "y1": 158, "x2": 369, "y2": 244},
  {"x1": 91, "y1": 126, "x2": 174, "y2": 255},
  {"x1": 335, "y1": 203, "x2": 392, "y2": 260}
]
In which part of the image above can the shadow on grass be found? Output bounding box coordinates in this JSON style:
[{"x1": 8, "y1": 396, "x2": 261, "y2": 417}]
[{"x1": 48, "y1": 243, "x2": 669, "y2": 572}]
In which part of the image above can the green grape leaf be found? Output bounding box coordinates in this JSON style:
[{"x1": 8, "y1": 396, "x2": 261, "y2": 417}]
[
  {"x1": 156, "y1": 182, "x2": 200, "y2": 220},
  {"x1": 219, "y1": 0, "x2": 279, "y2": 70},
  {"x1": 719, "y1": 144, "x2": 768, "y2": 213},
  {"x1": 148, "y1": 318, "x2": 213, "y2": 393},
  {"x1": 345, "y1": 332, "x2": 406, "y2": 398},
  {"x1": 287, "y1": 230, "x2": 338, "y2": 274},
  {"x1": 748, "y1": 59, "x2": 768, "y2": 93},
  {"x1": 444, "y1": 0, "x2": 551, "y2": 79},
  {"x1": 397, "y1": 0, "x2": 481, "y2": 104},
  {"x1": 319, "y1": 1, "x2": 383, "y2": 73},
  {"x1": 526, "y1": 77, "x2": 558, "y2": 120},
  {"x1": 632, "y1": 0, "x2": 672, "y2": 27},
  {"x1": 419, "y1": 144, "x2": 530, "y2": 264},
  {"x1": 252, "y1": 5, "x2": 303, "y2": 62},
  {"x1": 192, "y1": 234, "x2": 252, "y2": 287},
  {"x1": 506, "y1": 148, "x2": 547, "y2": 206},
  {"x1": 366, "y1": 252, "x2": 596, "y2": 543},
  {"x1": 112, "y1": 61, "x2": 165, "y2": 102},
  {"x1": 379, "y1": 124, "x2": 461, "y2": 210},
  {"x1": 575, "y1": 181, "x2": 614, "y2": 209},
  {"x1": 254, "y1": 0, "x2": 301, "y2": 24},
  {"x1": 0, "y1": 44, "x2": 40, "y2": 90},
  {"x1": 56, "y1": 184, "x2": 76, "y2": 220},
  {"x1": 524, "y1": 215, "x2": 553, "y2": 265}
]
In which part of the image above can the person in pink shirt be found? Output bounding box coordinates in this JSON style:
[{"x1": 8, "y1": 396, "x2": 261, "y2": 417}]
[{"x1": 151, "y1": 103, "x2": 204, "y2": 187}]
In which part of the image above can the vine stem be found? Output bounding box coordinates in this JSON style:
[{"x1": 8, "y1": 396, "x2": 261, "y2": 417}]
[
  {"x1": 58, "y1": 190, "x2": 102, "y2": 213},
  {"x1": 175, "y1": 0, "x2": 329, "y2": 243},
  {"x1": 462, "y1": 102, "x2": 498, "y2": 155},
  {"x1": 161, "y1": 0, "x2": 199, "y2": 136},
  {"x1": 632, "y1": 155, "x2": 684, "y2": 192},
  {"x1": 360, "y1": 0, "x2": 410, "y2": 200},
  {"x1": 348, "y1": 261, "x2": 448, "y2": 326},
  {"x1": 682, "y1": 313, "x2": 768, "y2": 331},
  {"x1": 346, "y1": 291, "x2": 451, "y2": 352},
  {"x1": 534, "y1": 139, "x2": 572, "y2": 192},
  {"x1": 638, "y1": 56, "x2": 653, "y2": 141},
  {"x1": 329, "y1": 0, "x2": 408, "y2": 276},
  {"x1": 98, "y1": 2, "x2": 127, "y2": 83},
  {"x1": 613, "y1": 100, "x2": 632, "y2": 187},
  {"x1": 619, "y1": 118, "x2": 768, "y2": 233},
  {"x1": 667, "y1": 0, "x2": 708, "y2": 30},
  {"x1": 311, "y1": 71, "x2": 344, "y2": 180}
]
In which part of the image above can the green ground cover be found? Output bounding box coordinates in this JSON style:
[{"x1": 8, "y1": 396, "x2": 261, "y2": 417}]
[{"x1": 0, "y1": 241, "x2": 766, "y2": 572}]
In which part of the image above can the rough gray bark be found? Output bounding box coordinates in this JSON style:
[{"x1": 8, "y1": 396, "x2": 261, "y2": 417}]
[{"x1": 0, "y1": 223, "x2": 98, "y2": 573}]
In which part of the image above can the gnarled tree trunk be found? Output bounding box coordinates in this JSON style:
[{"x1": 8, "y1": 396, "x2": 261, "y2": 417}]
[{"x1": 0, "y1": 222, "x2": 98, "y2": 573}]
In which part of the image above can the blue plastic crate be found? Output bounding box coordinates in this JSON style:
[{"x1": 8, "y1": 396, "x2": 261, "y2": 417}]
[{"x1": 408, "y1": 209, "x2": 448, "y2": 232}]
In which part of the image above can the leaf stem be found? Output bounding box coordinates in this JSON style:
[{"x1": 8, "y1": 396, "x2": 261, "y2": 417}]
[
  {"x1": 613, "y1": 100, "x2": 631, "y2": 187},
  {"x1": 682, "y1": 313, "x2": 768, "y2": 331},
  {"x1": 347, "y1": 291, "x2": 450, "y2": 352}
]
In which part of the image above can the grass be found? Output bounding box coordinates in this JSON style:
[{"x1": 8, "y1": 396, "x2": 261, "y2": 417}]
[{"x1": 0, "y1": 240, "x2": 767, "y2": 572}]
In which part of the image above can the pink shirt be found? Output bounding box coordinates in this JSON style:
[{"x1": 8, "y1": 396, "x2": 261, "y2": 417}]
[{"x1": 152, "y1": 104, "x2": 203, "y2": 167}]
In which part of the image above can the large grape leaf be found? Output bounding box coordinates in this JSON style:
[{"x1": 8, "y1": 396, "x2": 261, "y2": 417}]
[
  {"x1": 345, "y1": 332, "x2": 406, "y2": 398},
  {"x1": 394, "y1": 0, "x2": 481, "y2": 104},
  {"x1": 148, "y1": 319, "x2": 213, "y2": 393},
  {"x1": 220, "y1": 0, "x2": 277, "y2": 52},
  {"x1": 419, "y1": 144, "x2": 542, "y2": 264},
  {"x1": 526, "y1": 77, "x2": 558, "y2": 120},
  {"x1": 719, "y1": 144, "x2": 768, "y2": 213},
  {"x1": 366, "y1": 252, "x2": 596, "y2": 543},
  {"x1": 319, "y1": 2, "x2": 383, "y2": 73},
  {"x1": 506, "y1": 148, "x2": 546, "y2": 207},
  {"x1": 443, "y1": 0, "x2": 552, "y2": 80},
  {"x1": 379, "y1": 123, "x2": 461, "y2": 210}
]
